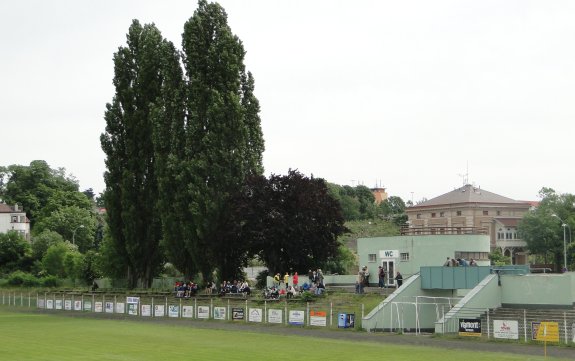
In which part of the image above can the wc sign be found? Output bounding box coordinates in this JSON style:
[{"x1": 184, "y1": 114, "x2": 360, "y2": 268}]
[{"x1": 379, "y1": 250, "x2": 399, "y2": 259}]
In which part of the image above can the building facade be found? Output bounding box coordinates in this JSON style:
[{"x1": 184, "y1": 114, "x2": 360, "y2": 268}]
[
  {"x1": 405, "y1": 184, "x2": 532, "y2": 264},
  {"x1": 0, "y1": 203, "x2": 31, "y2": 241},
  {"x1": 357, "y1": 234, "x2": 491, "y2": 287}
]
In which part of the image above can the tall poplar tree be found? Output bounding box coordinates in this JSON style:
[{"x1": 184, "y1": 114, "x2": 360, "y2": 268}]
[
  {"x1": 174, "y1": 0, "x2": 265, "y2": 280},
  {"x1": 101, "y1": 20, "x2": 175, "y2": 287}
]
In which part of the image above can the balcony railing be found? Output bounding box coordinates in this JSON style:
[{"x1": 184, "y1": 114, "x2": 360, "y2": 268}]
[{"x1": 400, "y1": 226, "x2": 489, "y2": 236}]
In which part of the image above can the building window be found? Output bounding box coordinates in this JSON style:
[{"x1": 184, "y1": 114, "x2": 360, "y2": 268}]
[
  {"x1": 368, "y1": 254, "x2": 376, "y2": 263},
  {"x1": 400, "y1": 252, "x2": 409, "y2": 261},
  {"x1": 483, "y1": 210, "x2": 488, "y2": 216},
  {"x1": 11, "y1": 216, "x2": 17, "y2": 223},
  {"x1": 456, "y1": 211, "x2": 462, "y2": 216},
  {"x1": 496, "y1": 210, "x2": 501, "y2": 216},
  {"x1": 440, "y1": 212, "x2": 445, "y2": 217},
  {"x1": 417, "y1": 214, "x2": 421, "y2": 219},
  {"x1": 431, "y1": 212, "x2": 436, "y2": 218},
  {"x1": 455, "y1": 251, "x2": 489, "y2": 261}
]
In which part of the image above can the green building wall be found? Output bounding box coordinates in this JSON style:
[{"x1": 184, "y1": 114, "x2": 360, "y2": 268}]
[{"x1": 357, "y1": 234, "x2": 491, "y2": 284}]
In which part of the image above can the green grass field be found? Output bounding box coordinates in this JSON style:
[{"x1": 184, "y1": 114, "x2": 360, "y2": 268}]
[{"x1": 0, "y1": 308, "x2": 569, "y2": 361}]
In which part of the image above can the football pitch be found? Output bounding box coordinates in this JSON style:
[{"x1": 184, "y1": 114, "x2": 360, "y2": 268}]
[{"x1": 0, "y1": 308, "x2": 570, "y2": 361}]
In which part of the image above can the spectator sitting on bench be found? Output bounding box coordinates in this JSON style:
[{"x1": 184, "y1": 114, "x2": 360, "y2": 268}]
[
  {"x1": 239, "y1": 281, "x2": 251, "y2": 296},
  {"x1": 286, "y1": 285, "x2": 298, "y2": 299}
]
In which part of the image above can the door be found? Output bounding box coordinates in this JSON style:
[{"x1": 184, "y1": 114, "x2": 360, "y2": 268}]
[{"x1": 382, "y1": 260, "x2": 395, "y2": 287}]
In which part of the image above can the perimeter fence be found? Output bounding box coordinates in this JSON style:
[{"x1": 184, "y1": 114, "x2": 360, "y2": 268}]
[{"x1": 0, "y1": 290, "x2": 363, "y2": 330}]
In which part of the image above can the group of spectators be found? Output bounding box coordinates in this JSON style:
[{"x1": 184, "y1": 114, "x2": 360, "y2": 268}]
[
  {"x1": 265, "y1": 269, "x2": 326, "y2": 299},
  {"x1": 173, "y1": 281, "x2": 200, "y2": 298},
  {"x1": 219, "y1": 280, "x2": 251, "y2": 296},
  {"x1": 173, "y1": 280, "x2": 251, "y2": 298},
  {"x1": 443, "y1": 257, "x2": 477, "y2": 267}
]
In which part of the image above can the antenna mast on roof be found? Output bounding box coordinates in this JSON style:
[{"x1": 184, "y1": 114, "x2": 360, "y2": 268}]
[{"x1": 458, "y1": 161, "x2": 469, "y2": 186}]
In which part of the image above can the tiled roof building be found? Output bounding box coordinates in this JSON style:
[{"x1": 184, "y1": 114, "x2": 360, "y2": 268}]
[{"x1": 405, "y1": 184, "x2": 532, "y2": 264}]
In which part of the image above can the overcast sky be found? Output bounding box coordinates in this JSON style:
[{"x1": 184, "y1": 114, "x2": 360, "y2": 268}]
[{"x1": 2, "y1": 0, "x2": 574, "y2": 203}]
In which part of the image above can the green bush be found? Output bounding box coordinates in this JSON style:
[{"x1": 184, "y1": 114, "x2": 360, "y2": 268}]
[
  {"x1": 41, "y1": 275, "x2": 60, "y2": 288},
  {"x1": 300, "y1": 291, "x2": 315, "y2": 302},
  {"x1": 255, "y1": 269, "x2": 269, "y2": 289},
  {"x1": 7, "y1": 271, "x2": 39, "y2": 286}
]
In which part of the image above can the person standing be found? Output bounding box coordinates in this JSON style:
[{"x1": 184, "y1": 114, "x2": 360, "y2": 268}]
[
  {"x1": 293, "y1": 272, "x2": 299, "y2": 289},
  {"x1": 395, "y1": 271, "x2": 403, "y2": 288},
  {"x1": 378, "y1": 266, "x2": 386, "y2": 288},
  {"x1": 316, "y1": 269, "x2": 324, "y2": 286},
  {"x1": 443, "y1": 257, "x2": 451, "y2": 266},
  {"x1": 356, "y1": 270, "x2": 364, "y2": 294},
  {"x1": 283, "y1": 272, "x2": 290, "y2": 289}
]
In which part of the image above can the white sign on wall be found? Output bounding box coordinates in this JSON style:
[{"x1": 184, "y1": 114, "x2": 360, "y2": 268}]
[
  {"x1": 182, "y1": 306, "x2": 194, "y2": 318},
  {"x1": 268, "y1": 309, "x2": 283, "y2": 324},
  {"x1": 249, "y1": 308, "x2": 263, "y2": 323},
  {"x1": 154, "y1": 305, "x2": 165, "y2": 317},
  {"x1": 493, "y1": 320, "x2": 519, "y2": 339},
  {"x1": 141, "y1": 305, "x2": 151, "y2": 317},
  {"x1": 197, "y1": 306, "x2": 210, "y2": 319},
  {"x1": 213, "y1": 307, "x2": 226, "y2": 320},
  {"x1": 379, "y1": 250, "x2": 399, "y2": 259}
]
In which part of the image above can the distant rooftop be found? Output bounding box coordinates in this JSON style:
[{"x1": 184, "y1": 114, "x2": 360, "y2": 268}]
[{"x1": 410, "y1": 184, "x2": 531, "y2": 208}]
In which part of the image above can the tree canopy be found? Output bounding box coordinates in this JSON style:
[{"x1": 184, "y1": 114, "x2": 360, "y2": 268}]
[
  {"x1": 226, "y1": 170, "x2": 347, "y2": 276},
  {"x1": 518, "y1": 187, "x2": 575, "y2": 271},
  {"x1": 100, "y1": 1, "x2": 265, "y2": 284}
]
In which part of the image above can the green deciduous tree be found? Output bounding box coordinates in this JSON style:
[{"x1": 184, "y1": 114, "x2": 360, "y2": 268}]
[
  {"x1": 42, "y1": 242, "x2": 77, "y2": 278},
  {"x1": 101, "y1": 1, "x2": 264, "y2": 285},
  {"x1": 0, "y1": 231, "x2": 32, "y2": 273},
  {"x1": 0, "y1": 161, "x2": 88, "y2": 227},
  {"x1": 169, "y1": 0, "x2": 264, "y2": 278},
  {"x1": 228, "y1": 170, "x2": 347, "y2": 275},
  {"x1": 518, "y1": 187, "x2": 575, "y2": 271},
  {"x1": 101, "y1": 20, "x2": 171, "y2": 287}
]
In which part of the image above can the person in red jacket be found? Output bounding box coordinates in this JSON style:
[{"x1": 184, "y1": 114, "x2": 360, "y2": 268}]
[{"x1": 293, "y1": 272, "x2": 299, "y2": 290}]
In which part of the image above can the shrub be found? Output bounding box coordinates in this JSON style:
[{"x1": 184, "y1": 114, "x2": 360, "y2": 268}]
[
  {"x1": 41, "y1": 275, "x2": 60, "y2": 288},
  {"x1": 7, "y1": 271, "x2": 39, "y2": 286},
  {"x1": 300, "y1": 291, "x2": 315, "y2": 302},
  {"x1": 255, "y1": 269, "x2": 269, "y2": 289}
]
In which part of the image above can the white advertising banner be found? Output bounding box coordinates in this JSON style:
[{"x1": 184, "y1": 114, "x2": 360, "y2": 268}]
[
  {"x1": 74, "y1": 300, "x2": 82, "y2": 311},
  {"x1": 46, "y1": 300, "x2": 53, "y2": 309},
  {"x1": 105, "y1": 302, "x2": 114, "y2": 313},
  {"x1": 95, "y1": 302, "x2": 103, "y2": 313},
  {"x1": 154, "y1": 305, "x2": 165, "y2": 317},
  {"x1": 37, "y1": 299, "x2": 45, "y2": 309},
  {"x1": 213, "y1": 307, "x2": 226, "y2": 320},
  {"x1": 249, "y1": 308, "x2": 263, "y2": 323},
  {"x1": 55, "y1": 300, "x2": 62, "y2": 310},
  {"x1": 309, "y1": 311, "x2": 327, "y2": 327},
  {"x1": 116, "y1": 302, "x2": 125, "y2": 314},
  {"x1": 182, "y1": 306, "x2": 194, "y2": 318},
  {"x1": 141, "y1": 305, "x2": 152, "y2": 317},
  {"x1": 493, "y1": 320, "x2": 519, "y2": 340},
  {"x1": 168, "y1": 305, "x2": 179, "y2": 318},
  {"x1": 268, "y1": 309, "x2": 283, "y2": 324},
  {"x1": 65, "y1": 300, "x2": 72, "y2": 310},
  {"x1": 289, "y1": 310, "x2": 305, "y2": 325},
  {"x1": 197, "y1": 306, "x2": 210, "y2": 319},
  {"x1": 83, "y1": 301, "x2": 92, "y2": 311}
]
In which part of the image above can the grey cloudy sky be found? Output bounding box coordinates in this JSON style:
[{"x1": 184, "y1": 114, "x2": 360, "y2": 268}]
[{"x1": 1, "y1": 0, "x2": 574, "y2": 203}]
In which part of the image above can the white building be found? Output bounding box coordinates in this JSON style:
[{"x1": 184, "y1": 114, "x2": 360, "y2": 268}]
[{"x1": 0, "y1": 203, "x2": 31, "y2": 241}]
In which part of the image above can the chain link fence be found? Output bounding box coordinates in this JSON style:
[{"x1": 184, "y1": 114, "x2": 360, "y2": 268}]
[{"x1": 0, "y1": 290, "x2": 365, "y2": 330}]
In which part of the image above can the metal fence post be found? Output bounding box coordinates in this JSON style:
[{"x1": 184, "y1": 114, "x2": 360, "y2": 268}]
[
  {"x1": 564, "y1": 312, "x2": 568, "y2": 344},
  {"x1": 523, "y1": 309, "x2": 527, "y2": 343}
]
